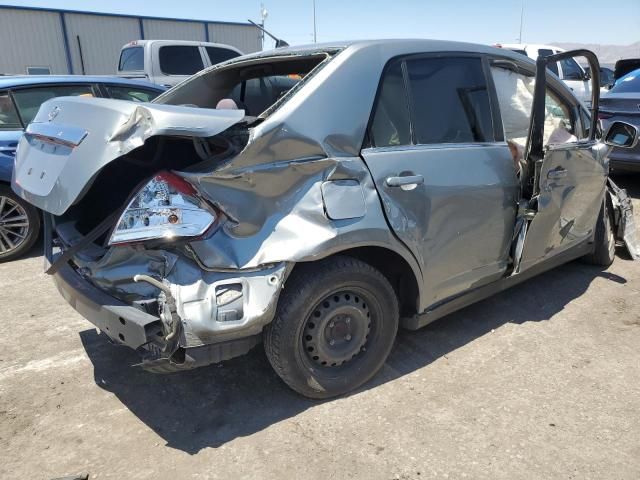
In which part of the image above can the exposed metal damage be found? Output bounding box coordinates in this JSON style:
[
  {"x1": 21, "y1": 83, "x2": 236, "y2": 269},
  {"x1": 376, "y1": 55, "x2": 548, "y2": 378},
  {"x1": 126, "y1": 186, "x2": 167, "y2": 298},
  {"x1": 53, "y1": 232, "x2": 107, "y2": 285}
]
[{"x1": 607, "y1": 178, "x2": 640, "y2": 260}]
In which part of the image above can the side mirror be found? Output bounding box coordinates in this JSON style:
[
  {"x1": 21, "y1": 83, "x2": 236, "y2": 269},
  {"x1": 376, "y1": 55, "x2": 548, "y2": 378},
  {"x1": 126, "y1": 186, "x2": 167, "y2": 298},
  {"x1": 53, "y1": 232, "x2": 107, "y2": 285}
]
[
  {"x1": 583, "y1": 71, "x2": 591, "y2": 81},
  {"x1": 604, "y1": 121, "x2": 639, "y2": 148}
]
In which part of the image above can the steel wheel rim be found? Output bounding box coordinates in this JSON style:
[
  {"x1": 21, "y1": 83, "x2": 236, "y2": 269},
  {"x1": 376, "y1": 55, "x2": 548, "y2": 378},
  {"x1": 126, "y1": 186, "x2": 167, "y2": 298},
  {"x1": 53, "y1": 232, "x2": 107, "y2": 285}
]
[
  {"x1": 302, "y1": 290, "x2": 373, "y2": 368},
  {"x1": 0, "y1": 195, "x2": 29, "y2": 255}
]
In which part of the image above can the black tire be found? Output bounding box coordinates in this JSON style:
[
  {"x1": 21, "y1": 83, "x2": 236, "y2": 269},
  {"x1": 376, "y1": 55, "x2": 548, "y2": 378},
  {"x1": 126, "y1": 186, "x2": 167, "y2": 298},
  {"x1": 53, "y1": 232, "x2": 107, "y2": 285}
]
[
  {"x1": 264, "y1": 256, "x2": 399, "y2": 399},
  {"x1": 582, "y1": 198, "x2": 615, "y2": 266},
  {"x1": 0, "y1": 184, "x2": 40, "y2": 263}
]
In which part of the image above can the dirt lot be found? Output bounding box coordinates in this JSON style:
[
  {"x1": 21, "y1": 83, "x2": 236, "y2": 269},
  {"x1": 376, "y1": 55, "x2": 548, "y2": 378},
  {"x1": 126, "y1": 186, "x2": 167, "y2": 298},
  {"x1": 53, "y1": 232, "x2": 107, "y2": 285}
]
[{"x1": 1, "y1": 175, "x2": 639, "y2": 480}]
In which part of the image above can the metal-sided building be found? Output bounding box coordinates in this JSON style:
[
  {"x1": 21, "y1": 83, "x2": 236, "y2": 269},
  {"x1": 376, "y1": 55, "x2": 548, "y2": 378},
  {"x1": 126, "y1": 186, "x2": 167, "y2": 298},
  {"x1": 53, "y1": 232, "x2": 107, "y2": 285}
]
[{"x1": 0, "y1": 5, "x2": 263, "y2": 75}]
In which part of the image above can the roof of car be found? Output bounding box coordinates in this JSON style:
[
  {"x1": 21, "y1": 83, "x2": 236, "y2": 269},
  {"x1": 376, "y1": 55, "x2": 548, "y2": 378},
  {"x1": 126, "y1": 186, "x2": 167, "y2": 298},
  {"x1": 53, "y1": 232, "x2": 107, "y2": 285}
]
[
  {"x1": 0, "y1": 75, "x2": 164, "y2": 90},
  {"x1": 225, "y1": 39, "x2": 535, "y2": 65}
]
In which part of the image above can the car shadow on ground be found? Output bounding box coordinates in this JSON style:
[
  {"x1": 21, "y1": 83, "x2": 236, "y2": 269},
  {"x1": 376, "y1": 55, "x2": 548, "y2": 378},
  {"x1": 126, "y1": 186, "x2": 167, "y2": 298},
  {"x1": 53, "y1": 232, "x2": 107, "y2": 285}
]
[{"x1": 79, "y1": 259, "x2": 626, "y2": 454}]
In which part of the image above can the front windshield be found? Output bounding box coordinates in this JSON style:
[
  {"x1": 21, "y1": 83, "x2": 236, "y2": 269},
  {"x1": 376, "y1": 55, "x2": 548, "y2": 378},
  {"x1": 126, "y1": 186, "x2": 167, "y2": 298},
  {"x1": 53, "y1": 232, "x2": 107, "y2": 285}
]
[
  {"x1": 155, "y1": 53, "x2": 331, "y2": 117},
  {"x1": 610, "y1": 70, "x2": 640, "y2": 94}
]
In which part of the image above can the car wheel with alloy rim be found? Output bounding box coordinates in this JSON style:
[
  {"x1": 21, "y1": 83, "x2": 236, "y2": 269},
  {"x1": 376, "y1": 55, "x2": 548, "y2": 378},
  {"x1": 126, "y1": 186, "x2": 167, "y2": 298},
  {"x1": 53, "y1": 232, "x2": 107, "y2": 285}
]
[{"x1": 0, "y1": 184, "x2": 40, "y2": 262}]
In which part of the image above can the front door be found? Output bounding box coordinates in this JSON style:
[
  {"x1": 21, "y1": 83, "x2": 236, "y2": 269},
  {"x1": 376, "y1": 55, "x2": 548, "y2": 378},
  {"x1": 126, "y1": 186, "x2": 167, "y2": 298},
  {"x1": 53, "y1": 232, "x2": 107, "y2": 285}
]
[
  {"x1": 361, "y1": 55, "x2": 519, "y2": 309},
  {"x1": 516, "y1": 50, "x2": 606, "y2": 272}
]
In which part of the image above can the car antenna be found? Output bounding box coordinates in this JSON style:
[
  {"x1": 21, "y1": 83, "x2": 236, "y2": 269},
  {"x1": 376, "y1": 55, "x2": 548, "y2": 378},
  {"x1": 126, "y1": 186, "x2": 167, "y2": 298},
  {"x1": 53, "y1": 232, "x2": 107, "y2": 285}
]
[{"x1": 248, "y1": 19, "x2": 290, "y2": 48}]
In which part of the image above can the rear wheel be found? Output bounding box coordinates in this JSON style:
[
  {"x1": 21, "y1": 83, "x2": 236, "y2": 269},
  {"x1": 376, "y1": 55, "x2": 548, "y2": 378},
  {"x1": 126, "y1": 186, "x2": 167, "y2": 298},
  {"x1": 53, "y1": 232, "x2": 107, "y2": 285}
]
[
  {"x1": 582, "y1": 199, "x2": 615, "y2": 266},
  {"x1": 264, "y1": 256, "x2": 399, "y2": 399},
  {"x1": 0, "y1": 184, "x2": 40, "y2": 263}
]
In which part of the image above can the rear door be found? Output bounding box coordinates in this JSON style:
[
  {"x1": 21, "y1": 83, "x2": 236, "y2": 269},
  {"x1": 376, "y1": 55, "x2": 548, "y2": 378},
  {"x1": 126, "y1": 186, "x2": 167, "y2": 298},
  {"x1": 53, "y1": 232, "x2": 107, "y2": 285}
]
[
  {"x1": 361, "y1": 54, "x2": 519, "y2": 307},
  {"x1": 514, "y1": 50, "x2": 605, "y2": 272}
]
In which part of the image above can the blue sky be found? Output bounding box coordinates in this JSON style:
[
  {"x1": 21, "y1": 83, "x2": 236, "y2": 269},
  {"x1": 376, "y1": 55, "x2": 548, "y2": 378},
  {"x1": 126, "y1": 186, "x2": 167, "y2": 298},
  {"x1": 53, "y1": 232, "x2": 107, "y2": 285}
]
[{"x1": 5, "y1": 0, "x2": 640, "y2": 48}]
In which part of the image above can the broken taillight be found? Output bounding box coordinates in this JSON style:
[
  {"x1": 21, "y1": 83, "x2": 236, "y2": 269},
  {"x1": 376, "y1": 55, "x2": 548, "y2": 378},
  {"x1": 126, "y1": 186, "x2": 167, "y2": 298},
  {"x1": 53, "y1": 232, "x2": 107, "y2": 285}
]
[{"x1": 108, "y1": 171, "x2": 216, "y2": 245}]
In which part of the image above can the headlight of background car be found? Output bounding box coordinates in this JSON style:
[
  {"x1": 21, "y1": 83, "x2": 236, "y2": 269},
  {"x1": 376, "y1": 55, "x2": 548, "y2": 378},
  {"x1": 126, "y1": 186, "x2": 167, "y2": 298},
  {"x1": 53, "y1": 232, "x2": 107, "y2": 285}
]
[{"x1": 109, "y1": 171, "x2": 216, "y2": 245}]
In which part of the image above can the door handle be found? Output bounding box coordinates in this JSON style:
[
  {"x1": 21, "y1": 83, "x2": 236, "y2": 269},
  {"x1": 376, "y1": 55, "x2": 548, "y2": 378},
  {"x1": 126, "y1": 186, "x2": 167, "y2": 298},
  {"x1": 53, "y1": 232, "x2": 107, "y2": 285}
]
[
  {"x1": 547, "y1": 167, "x2": 567, "y2": 179},
  {"x1": 386, "y1": 174, "x2": 424, "y2": 188}
]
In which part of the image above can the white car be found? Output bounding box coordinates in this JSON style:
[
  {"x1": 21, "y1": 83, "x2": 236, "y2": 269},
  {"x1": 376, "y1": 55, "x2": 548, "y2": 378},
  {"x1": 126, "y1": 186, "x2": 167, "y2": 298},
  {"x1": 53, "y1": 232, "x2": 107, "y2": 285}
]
[
  {"x1": 117, "y1": 40, "x2": 243, "y2": 88},
  {"x1": 497, "y1": 43, "x2": 592, "y2": 105}
]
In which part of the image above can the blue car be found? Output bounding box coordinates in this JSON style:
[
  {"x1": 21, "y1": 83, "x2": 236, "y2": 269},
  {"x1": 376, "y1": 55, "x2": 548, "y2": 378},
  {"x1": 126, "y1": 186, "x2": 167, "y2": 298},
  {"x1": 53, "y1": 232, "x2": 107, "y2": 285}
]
[{"x1": 0, "y1": 75, "x2": 165, "y2": 261}]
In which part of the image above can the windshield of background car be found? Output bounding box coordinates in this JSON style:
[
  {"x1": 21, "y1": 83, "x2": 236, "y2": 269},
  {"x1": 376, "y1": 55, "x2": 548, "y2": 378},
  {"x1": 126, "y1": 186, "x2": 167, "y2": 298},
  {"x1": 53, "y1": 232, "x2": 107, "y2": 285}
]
[
  {"x1": 12, "y1": 85, "x2": 95, "y2": 125},
  {"x1": 119, "y1": 47, "x2": 144, "y2": 71},
  {"x1": 559, "y1": 57, "x2": 584, "y2": 80},
  {"x1": 537, "y1": 49, "x2": 559, "y2": 76},
  {"x1": 0, "y1": 93, "x2": 22, "y2": 129},
  {"x1": 610, "y1": 70, "x2": 640, "y2": 94},
  {"x1": 155, "y1": 52, "x2": 331, "y2": 117}
]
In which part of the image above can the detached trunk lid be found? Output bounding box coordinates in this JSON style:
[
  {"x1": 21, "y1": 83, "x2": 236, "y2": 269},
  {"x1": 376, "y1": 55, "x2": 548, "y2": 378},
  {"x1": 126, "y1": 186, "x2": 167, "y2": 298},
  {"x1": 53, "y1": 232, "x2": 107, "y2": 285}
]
[{"x1": 12, "y1": 96, "x2": 244, "y2": 215}]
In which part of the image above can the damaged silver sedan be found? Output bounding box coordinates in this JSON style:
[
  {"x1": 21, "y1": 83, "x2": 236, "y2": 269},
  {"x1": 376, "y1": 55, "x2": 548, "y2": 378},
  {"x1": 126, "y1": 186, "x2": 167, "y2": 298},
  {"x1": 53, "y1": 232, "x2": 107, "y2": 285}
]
[{"x1": 12, "y1": 40, "x2": 639, "y2": 398}]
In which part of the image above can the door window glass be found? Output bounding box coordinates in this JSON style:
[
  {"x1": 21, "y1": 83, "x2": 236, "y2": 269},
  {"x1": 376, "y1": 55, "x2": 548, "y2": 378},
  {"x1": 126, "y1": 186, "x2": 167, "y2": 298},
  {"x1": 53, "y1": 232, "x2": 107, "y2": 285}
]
[
  {"x1": 406, "y1": 57, "x2": 494, "y2": 144},
  {"x1": 369, "y1": 60, "x2": 411, "y2": 147},
  {"x1": 205, "y1": 47, "x2": 240, "y2": 66},
  {"x1": 103, "y1": 85, "x2": 162, "y2": 103},
  {"x1": 118, "y1": 47, "x2": 144, "y2": 71},
  {"x1": 0, "y1": 93, "x2": 21, "y2": 129},
  {"x1": 12, "y1": 85, "x2": 94, "y2": 125},
  {"x1": 544, "y1": 89, "x2": 576, "y2": 144},
  {"x1": 559, "y1": 57, "x2": 584, "y2": 80},
  {"x1": 490, "y1": 66, "x2": 576, "y2": 149},
  {"x1": 537, "y1": 49, "x2": 559, "y2": 76},
  {"x1": 159, "y1": 46, "x2": 204, "y2": 75}
]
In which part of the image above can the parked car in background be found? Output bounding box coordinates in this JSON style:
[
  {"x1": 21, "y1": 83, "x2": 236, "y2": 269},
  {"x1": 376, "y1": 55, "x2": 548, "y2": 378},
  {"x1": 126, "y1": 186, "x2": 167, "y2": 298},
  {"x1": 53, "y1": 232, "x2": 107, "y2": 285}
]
[
  {"x1": 11, "y1": 40, "x2": 637, "y2": 398},
  {"x1": 600, "y1": 68, "x2": 640, "y2": 172},
  {"x1": 0, "y1": 75, "x2": 165, "y2": 262},
  {"x1": 497, "y1": 43, "x2": 592, "y2": 104},
  {"x1": 585, "y1": 66, "x2": 615, "y2": 88},
  {"x1": 614, "y1": 59, "x2": 640, "y2": 85},
  {"x1": 117, "y1": 40, "x2": 243, "y2": 87}
]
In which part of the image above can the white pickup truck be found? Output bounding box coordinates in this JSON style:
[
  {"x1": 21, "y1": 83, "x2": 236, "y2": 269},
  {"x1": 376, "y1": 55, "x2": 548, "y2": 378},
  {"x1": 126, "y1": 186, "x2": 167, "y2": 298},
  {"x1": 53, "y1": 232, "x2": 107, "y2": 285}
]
[{"x1": 117, "y1": 40, "x2": 243, "y2": 87}]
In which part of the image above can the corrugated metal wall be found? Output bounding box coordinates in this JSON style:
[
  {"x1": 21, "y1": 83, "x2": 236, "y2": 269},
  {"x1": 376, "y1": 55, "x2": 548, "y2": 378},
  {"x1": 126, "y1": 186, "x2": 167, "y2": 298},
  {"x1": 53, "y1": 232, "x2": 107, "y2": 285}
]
[
  {"x1": 0, "y1": 9, "x2": 69, "y2": 75},
  {"x1": 208, "y1": 23, "x2": 262, "y2": 53},
  {"x1": 143, "y1": 19, "x2": 205, "y2": 41},
  {"x1": 64, "y1": 13, "x2": 140, "y2": 74},
  {"x1": 0, "y1": 7, "x2": 262, "y2": 76}
]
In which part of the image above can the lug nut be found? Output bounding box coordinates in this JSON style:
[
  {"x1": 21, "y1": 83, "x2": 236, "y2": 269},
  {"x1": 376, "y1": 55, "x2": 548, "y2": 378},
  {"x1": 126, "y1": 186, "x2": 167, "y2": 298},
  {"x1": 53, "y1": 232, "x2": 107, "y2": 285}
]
[
  {"x1": 329, "y1": 321, "x2": 335, "y2": 328},
  {"x1": 329, "y1": 339, "x2": 335, "y2": 346},
  {"x1": 345, "y1": 317, "x2": 351, "y2": 324},
  {"x1": 345, "y1": 334, "x2": 352, "y2": 341}
]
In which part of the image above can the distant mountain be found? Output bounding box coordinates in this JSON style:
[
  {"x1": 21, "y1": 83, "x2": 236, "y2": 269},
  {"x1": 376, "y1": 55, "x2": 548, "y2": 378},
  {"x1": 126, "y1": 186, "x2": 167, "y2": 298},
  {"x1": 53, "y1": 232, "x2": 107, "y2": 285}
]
[{"x1": 552, "y1": 41, "x2": 640, "y2": 68}]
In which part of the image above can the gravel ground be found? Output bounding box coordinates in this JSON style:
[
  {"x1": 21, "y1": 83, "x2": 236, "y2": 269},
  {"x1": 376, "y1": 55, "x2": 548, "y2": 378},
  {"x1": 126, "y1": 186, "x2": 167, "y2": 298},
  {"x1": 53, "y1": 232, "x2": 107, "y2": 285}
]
[{"x1": 1, "y1": 174, "x2": 639, "y2": 480}]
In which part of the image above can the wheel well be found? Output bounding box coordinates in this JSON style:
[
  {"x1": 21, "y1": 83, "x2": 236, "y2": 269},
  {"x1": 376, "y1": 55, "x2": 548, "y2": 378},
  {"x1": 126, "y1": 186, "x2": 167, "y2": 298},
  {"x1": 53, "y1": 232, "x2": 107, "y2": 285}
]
[{"x1": 316, "y1": 246, "x2": 419, "y2": 318}]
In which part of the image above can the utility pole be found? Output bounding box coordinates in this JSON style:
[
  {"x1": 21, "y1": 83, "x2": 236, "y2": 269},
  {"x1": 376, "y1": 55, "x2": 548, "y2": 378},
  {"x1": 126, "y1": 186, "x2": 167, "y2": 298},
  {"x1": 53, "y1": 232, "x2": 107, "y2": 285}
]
[
  {"x1": 518, "y1": 0, "x2": 525, "y2": 43},
  {"x1": 313, "y1": 0, "x2": 317, "y2": 43}
]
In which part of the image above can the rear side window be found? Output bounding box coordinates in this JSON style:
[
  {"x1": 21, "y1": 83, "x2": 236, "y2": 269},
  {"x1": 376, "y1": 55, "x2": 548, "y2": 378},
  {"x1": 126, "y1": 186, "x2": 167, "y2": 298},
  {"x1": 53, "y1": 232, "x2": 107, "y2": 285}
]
[
  {"x1": 0, "y1": 93, "x2": 21, "y2": 129},
  {"x1": 12, "y1": 85, "x2": 94, "y2": 125},
  {"x1": 406, "y1": 57, "x2": 494, "y2": 144},
  {"x1": 537, "y1": 49, "x2": 559, "y2": 76},
  {"x1": 205, "y1": 47, "x2": 240, "y2": 66},
  {"x1": 103, "y1": 85, "x2": 161, "y2": 102},
  {"x1": 369, "y1": 60, "x2": 411, "y2": 147},
  {"x1": 119, "y1": 47, "x2": 144, "y2": 72},
  {"x1": 159, "y1": 46, "x2": 204, "y2": 75}
]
